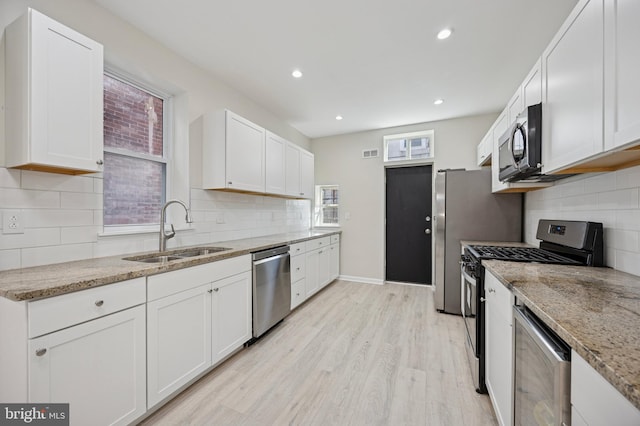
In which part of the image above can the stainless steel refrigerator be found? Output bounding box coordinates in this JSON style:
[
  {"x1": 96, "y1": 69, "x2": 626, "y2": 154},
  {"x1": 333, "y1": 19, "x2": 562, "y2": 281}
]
[{"x1": 434, "y1": 169, "x2": 522, "y2": 314}]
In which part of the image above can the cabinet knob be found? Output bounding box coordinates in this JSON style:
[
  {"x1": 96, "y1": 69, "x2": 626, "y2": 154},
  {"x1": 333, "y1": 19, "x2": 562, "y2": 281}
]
[
  {"x1": 95, "y1": 300, "x2": 104, "y2": 307},
  {"x1": 36, "y1": 348, "x2": 47, "y2": 357},
  {"x1": 480, "y1": 297, "x2": 486, "y2": 303},
  {"x1": 319, "y1": 250, "x2": 323, "y2": 254},
  {"x1": 208, "y1": 289, "x2": 213, "y2": 293},
  {"x1": 488, "y1": 288, "x2": 495, "y2": 294},
  {"x1": 228, "y1": 181, "x2": 233, "y2": 185},
  {"x1": 96, "y1": 159, "x2": 104, "y2": 166},
  {"x1": 296, "y1": 267, "x2": 300, "y2": 271},
  {"x1": 213, "y1": 288, "x2": 219, "y2": 292},
  {"x1": 296, "y1": 293, "x2": 300, "y2": 296},
  {"x1": 300, "y1": 193, "x2": 304, "y2": 196}
]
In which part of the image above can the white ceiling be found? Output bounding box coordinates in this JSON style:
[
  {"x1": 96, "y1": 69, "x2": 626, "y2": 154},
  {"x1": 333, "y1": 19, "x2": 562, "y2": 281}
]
[{"x1": 92, "y1": 0, "x2": 578, "y2": 139}]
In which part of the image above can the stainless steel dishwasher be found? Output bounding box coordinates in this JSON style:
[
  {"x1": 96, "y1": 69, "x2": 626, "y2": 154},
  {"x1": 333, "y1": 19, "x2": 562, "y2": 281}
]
[{"x1": 251, "y1": 245, "x2": 291, "y2": 339}]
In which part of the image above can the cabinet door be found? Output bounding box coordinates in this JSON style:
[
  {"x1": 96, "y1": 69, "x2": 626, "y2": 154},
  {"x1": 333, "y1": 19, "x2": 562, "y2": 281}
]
[
  {"x1": 147, "y1": 284, "x2": 212, "y2": 408},
  {"x1": 6, "y1": 9, "x2": 104, "y2": 173},
  {"x1": 211, "y1": 271, "x2": 252, "y2": 365},
  {"x1": 318, "y1": 246, "x2": 331, "y2": 289},
  {"x1": 29, "y1": 306, "x2": 146, "y2": 426},
  {"x1": 285, "y1": 142, "x2": 301, "y2": 197},
  {"x1": 477, "y1": 130, "x2": 492, "y2": 167},
  {"x1": 507, "y1": 89, "x2": 523, "y2": 124},
  {"x1": 522, "y1": 58, "x2": 542, "y2": 108},
  {"x1": 305, "y1": 248, "x2": 321, "y2": 298},
  {"x1": 604, "y1": 0, "x2": 640, "y2": 150},
  {"x1": 265, "y1": 131, "x2": 287, "y2": 195},
  {"x1": 484, "y1": 273, "x2": 513, "y2": 426},
  {"x1": 299, "y1": 149, "x2": 315, "y2": 199},
  {"x1": 329, "y1": 243, "x2": 340, "y2": 281},
  {"x1": 491, "y1": 109, "x2": 510, "y2": 193},
  {"x1": 225, "y1": 111, "x2": 266, "y2": 192},
  {"x1": 542, "y1": 0, "x2": 604, "y2": 174}
]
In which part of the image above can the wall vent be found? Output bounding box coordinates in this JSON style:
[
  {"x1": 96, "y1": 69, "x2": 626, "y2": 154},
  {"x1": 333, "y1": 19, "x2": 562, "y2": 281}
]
[{"x1": 362, "y1": 149, "x2": 379, "y2": 159}]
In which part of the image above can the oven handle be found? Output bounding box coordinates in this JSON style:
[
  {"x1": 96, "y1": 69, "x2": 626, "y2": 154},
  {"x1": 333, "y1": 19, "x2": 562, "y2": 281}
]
[{"x1": 460, "y1": 262, "x2": 477, "y2": 287}]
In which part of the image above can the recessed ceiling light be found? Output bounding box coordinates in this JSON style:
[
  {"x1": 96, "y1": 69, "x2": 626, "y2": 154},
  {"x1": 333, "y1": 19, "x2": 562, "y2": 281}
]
[
  {"x1": 291, "y1": 69, "x2": 303, "y2": 78},
  {"x1": 336, "y1": 115, "x2": 343, "y2": 121},
  {"x1": 437, "y1": 28, "x2": 452, "y2": 40},
  {"x1": 434, "y1": 99, "x2": 444, "y2": 105}
]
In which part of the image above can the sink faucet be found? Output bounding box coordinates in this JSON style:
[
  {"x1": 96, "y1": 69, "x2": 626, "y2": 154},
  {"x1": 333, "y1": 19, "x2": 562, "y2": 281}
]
[{"x1": 159, "y1": 199, "x2": 193, "y2": 252}]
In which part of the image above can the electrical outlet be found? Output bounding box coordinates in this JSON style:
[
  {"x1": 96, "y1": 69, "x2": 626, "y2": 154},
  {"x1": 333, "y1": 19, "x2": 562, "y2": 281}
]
[{"x1": 3, "y1": 210, "x2": 24, "y2": 234}]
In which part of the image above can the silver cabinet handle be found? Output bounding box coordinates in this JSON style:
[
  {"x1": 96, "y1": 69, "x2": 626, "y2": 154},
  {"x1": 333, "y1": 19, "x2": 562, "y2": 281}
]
[
  {"x1": 96, "y1": 159, "x2": 104, "y2": 166},
  {"x1": 95, "y1": 300, "x2": 104, "y2": 307},
  {"x1": 36, "y1": 348, "x2": 47, "y2": 357},
  {"x1": 425, "y1": 229, "x2": 431, "y2": 234},
  {"x1": 213, "y1": 288, "x2": 219, "y2": 292},
  {"x1": 480, "y1": 297, "x2": 486, "y2": 303}
]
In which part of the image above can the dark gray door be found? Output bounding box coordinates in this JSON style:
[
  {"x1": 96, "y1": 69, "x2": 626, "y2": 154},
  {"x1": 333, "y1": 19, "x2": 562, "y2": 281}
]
[{"x1": 385, "y1": 165, "x2": 433, "y2": 284}]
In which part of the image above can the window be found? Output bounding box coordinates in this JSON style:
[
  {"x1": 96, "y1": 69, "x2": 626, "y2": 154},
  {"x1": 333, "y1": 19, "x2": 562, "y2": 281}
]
[
  {"x1": 315, "y1": 185, "x2": 339, "y2": 227},
  {"x1": 383, "y1": 130, "x2": 434, "y2": 163},
  {"x1": 103, "y1": 73, "x2": 169, "y2": 229}
]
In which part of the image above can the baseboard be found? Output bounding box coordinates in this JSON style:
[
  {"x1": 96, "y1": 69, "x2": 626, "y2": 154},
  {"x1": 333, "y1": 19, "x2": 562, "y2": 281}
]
[{"x1": 338, "y1": 275, "x2": 384, "y2": 285}]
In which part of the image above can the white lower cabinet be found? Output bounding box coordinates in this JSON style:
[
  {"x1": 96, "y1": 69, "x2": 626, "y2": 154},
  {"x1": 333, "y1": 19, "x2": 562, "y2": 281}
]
[
  {"x1": 484, "y1": 271, "x2": 514, "y2": 426},
  {"x1": 571, "y1": 350, "x2": 640, "y2": 425},
  {"x1": 146, "y1": 255, "x2": 251, "y2": 409},
  {"x1": 290, "y1": 234, "x2": 340, "y2": 309},
  {"x1": 211, "y1": 271, "x2": 252, "y2": 365},
  {"x1": 147, "y1": 284, "x2": 212, "y2": 408},
  {"x1": 29, "y1": 305, "x2": 146, "y2": 426}
]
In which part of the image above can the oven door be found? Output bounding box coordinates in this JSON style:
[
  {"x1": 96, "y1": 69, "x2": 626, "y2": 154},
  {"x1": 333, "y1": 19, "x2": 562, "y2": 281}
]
[{"x1": 461, "y1": 258, "x2": 485, "y2": 392}]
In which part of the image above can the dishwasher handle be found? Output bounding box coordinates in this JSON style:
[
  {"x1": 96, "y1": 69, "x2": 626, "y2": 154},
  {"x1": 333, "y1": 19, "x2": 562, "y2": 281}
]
[
  {"x1": 253, "y1": 251, "x2": 289, "y2": 266},
  {"x1": 252, "y1": 245, "x2": 290, "y2": 261}
]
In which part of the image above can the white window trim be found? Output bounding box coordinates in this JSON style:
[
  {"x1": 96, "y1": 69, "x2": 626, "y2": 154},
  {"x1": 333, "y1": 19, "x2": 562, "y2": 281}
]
[
  {"x1": 99, "y1": 67, "x2": 190, "y2": 238},
  {"x1": 383, "y1": 129, "x2": 435, "y2": 164},
  {"x1": 314, "y1": 185, "x2": 340, "y2": 228}
]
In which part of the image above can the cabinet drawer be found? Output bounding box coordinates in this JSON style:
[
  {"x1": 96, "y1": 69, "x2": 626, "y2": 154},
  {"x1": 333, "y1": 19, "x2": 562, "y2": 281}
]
[
  {"x1": 291, "y1": 279, "x2": 306, "y2": 309},
  {"x1": 305, "y1": 237, "x2": 330, "y2": 251},
  {"x1": 28, "y1": 278, "x2": 146, "y2": 338},
  {"x1": 291, "y1": 255, "x2": 306, "y2": 282},
  {"x1": 147, "y1": 255, "x2": 251, "y2": 301},
  {"x1": 289, "y1": 242, "x2": 306, "y2": 256},
  {"x1": 330, "y1": 234, "x2": 340, "y2": 244}
]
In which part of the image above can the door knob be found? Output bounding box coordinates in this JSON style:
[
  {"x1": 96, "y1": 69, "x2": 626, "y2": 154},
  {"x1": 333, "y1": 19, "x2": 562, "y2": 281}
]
[{"x1": 425, "y1": 229, "x2": 431, "y2": 234}]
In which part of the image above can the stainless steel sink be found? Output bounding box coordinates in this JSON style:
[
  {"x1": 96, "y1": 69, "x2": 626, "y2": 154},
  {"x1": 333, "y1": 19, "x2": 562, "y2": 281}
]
[
  {"x1": 132, "y1": 255, "x2": 183, "y2": 263},
  {"x1": 172, "y1": 247, "x2": 231, "y2": 257},
  {"x1": 123, "y1": 247, "x2": 231, "y2": 263}
]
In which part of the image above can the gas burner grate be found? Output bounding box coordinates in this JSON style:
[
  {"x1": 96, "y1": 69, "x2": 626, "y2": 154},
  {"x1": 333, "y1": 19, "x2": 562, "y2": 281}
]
[{"x1": 467, "y1": 245, "x2": 582, "y2": 265}]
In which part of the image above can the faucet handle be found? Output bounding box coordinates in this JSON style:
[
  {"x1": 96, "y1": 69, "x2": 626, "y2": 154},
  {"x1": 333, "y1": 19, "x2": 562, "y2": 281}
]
[{"x1": 166, "y1": 224, "x2": 176, "y2": 240}]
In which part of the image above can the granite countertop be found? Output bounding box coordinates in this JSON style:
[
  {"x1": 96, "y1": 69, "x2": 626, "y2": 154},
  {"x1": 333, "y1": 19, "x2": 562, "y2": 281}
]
[
  {"x1": 483, "y1": 259, "x2": 640, "y2": 411},
  {"x1": 0, "y1": 230, "x2": 340, "y2": 302}
]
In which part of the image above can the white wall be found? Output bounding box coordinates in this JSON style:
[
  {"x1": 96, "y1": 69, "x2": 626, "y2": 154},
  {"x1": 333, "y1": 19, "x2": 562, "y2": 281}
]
[
  {"x1": 311, "y1": 112, "x2": 498, "y2": 283},
  {"x1": 0, "y1": 1, "x2": 311, "y2": 271},
  {"x1": 525, "y1": 166, "x2": 640, "y2": 276}
]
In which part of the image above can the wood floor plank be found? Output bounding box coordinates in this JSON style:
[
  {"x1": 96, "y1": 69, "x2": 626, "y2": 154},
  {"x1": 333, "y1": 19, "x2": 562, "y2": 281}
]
[{"x1": 140, "y1": 280, "x2": 497, "y2": 426}]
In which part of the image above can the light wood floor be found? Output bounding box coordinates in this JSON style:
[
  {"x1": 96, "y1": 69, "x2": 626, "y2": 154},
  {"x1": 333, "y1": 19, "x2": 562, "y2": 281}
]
[{"x1": 139, "y1": 280, "x2": 497, "y2": 426}]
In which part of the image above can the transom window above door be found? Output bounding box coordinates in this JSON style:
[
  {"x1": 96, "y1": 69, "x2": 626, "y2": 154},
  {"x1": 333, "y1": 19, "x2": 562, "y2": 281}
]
[{"x1": 383, "y1": 130, "x2": 435, "y2": 163}]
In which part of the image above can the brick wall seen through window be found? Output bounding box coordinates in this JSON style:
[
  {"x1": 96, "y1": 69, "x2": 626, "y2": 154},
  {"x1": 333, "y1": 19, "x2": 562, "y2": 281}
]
[{"x1": 103, "y1": 74, "x2": 167, "y2": 226}]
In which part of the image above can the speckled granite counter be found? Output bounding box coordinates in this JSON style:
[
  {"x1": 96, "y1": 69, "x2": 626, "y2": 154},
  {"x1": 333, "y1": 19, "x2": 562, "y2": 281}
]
[
  {"x1": 0, "y1": 230, "x2": 340, "y2": 302},
  {"x1": 484, "y1": 260, "x2": 640, "y2": 411}
]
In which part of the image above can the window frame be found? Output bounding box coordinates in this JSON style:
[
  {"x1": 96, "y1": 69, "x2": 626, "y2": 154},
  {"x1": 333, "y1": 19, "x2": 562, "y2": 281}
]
[
  {"x1": 101, "y1": 68, "x2": 174, "y2": 235},
  {"x1": 314, "y1": 184, "x2": 340, "y2": 228},
  {"x1": 383, "y1": 130, "x2": 435, "y2": 164}
]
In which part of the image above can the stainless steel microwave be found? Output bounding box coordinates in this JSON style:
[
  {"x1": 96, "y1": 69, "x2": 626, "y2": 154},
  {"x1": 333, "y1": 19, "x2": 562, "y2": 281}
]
[{"x1": 498, "y1": 103, "x2": 542, "y2": 182}]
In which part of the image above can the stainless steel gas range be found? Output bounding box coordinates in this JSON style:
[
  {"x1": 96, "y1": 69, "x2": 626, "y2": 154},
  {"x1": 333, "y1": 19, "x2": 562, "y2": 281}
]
[{"x1": 460, "y1": 219, "x2": 603, "y2": 394}]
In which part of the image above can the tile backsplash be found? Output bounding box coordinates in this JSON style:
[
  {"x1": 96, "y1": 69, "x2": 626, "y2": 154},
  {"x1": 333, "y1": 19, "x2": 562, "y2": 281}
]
[
  {"x1": 0, "y1": 167, "x2": 310, "y2": 271},
  {"x1": 525, "y1": 164, "x2": 640, "y2": 276}
]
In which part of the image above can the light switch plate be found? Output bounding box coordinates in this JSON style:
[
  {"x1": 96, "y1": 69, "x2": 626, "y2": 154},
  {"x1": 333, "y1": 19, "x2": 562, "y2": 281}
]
[{"x1": 3, "y1": 210, "x2": 24, "y2": 234}]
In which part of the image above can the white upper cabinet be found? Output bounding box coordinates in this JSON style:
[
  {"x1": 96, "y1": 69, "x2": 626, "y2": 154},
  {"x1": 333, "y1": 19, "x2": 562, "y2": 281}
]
[
  {"x1": 507, "y1": 88, "x2": 523, "y2": 124},
  {"x1": 300, "y1": 149, "x2": 315, "y2": 199},
  {"x1": 477, "y1": 129, "x2": 492, "y2": 167},
  {"x1": 285, "y1": 141, "x2": 314, "y2": 199},
  {"x1": 265, "y1": 131, "x2": 287, "y2": 195},
  {"x1": 5, "y1": 8, "x2": 104, "y2": 174},
  {"x1": 541, "y1": 0, "x2": 604, "y2": 175},
  {"x1": 203, "y1": 110, "x2": 266, "y2": 193},
  {"x1": 604, "y1": 0, "x2": 640, "y2": 151},
  {"x1": 522, "y1": 58, "x2": 542, "y2": 109}
]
